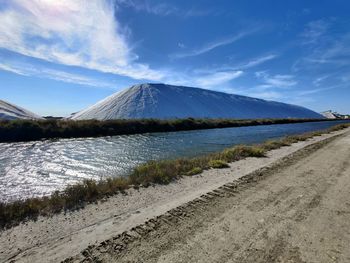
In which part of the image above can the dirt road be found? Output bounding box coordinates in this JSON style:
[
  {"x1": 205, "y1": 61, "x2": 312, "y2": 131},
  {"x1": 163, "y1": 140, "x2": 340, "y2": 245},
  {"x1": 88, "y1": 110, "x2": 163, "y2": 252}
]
[
  {"x1": 74, "y1": 130, "x2": 350, "y2": 263},
  {"x1": 2, "y1": 128, "x2": 350, "y2": 263}
]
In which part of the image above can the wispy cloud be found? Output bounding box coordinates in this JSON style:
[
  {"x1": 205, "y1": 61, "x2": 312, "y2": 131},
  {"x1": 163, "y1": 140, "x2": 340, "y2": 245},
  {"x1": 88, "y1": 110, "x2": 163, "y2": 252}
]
[
  {"x1": 169, "y1": 70, "x2": 244, "y2": 88},
  {"x1": 237, "y1": 54, "x2": 278, "y2": 69},
  {"x1": 0, "y1": 62, "x2": 116, "y2": 88},
  {"x1": 250, "y1": 91, "x2": 283, "y2": 100},
  {"x1": 0, "y1": 0, "x2": 164, "y2": 81},
  {"x1": 116, "y1": 0, "x2": 210, "y2": 17},
  {"x1": 170, "y1": 30, "x2": 257, "y2": 59},
  {"x1": 0, "y1": 62, "x2": 30, "y2": 76},
  {"x1": 301, "y1": 19, "x2": 330, "y2": 45},
  {"x1": 195, "y1": 71, "x2": 243, "y2": 87},
  {"x1": 297, "y1": 84, "x2": 345, "y2": 96},
  {"x1": 312, "y1": 75, "x2": 331, "y2": 86},
  {"x1": 0, "y1": 56, "x2": 244, "y2": 90},
  {"x1": 340, "y1": 73, "x2": 350, "y2": 83},
  {"x1": 164, "y1": 53, "x2": 277, "y2": 92},
  {"x1": 220, "y1": 84, "x2": 286, "y2": 101},
  {"x1": 303, "y1": 35, "x2": 350, "y2": 67},
  {"x1": 193, "y1": 54, "x2": 278, "y2": 76},
  {"x1": 0, "y1": 0, "x2": 261, "y2": 92},
  {"x1": 255, "y1": 71, "x2": 297, "y2": 88},
  {"x1": 236, "y1": 71, "x2": 299, "y2": 101},
  {"x1": 294, "y1": 19, "x2": 350, "y2": 72}
]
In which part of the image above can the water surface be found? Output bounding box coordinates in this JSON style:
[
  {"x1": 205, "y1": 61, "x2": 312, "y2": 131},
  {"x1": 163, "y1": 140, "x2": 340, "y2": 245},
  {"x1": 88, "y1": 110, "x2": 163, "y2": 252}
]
[{"x1": 0, "y1": 120, "x2": 348, "y2": 201}]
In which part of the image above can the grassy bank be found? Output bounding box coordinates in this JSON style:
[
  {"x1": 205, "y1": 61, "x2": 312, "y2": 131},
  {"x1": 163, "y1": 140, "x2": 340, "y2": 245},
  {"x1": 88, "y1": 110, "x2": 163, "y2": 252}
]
[
  {"x1": 0, "y1": 117, "x2": 338, "y2": 143},
  {"x1": 0, "y1": 123, "x2": 349, "y2": 229}
]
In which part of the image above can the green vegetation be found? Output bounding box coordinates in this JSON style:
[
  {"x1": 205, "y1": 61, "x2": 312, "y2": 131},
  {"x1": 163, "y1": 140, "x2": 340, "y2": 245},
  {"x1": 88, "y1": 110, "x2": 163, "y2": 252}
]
[
  {"x1": 0, "y1": 117, "x2": 338, "y2": 143},
  {"x1": 186, "y1": 167, "x2": 203, "y2": 176},
  {"x1": 208, "y1": 160, "x2": 230, "y2": 168},
  {"x1": 0, "y1": 123, "x2": 349, "y2": 229}
]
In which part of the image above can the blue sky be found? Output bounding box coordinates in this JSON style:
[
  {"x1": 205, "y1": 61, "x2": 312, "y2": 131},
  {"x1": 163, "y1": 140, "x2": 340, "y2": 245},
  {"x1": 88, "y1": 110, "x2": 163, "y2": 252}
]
[{"x1": 0, "y1": 0, "x2": 349, "y2": 116}]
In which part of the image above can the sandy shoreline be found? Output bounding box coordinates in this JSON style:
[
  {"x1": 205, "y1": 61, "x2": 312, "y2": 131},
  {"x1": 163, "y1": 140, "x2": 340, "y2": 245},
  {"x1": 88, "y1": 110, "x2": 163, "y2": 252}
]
[{"x1": 1, "y1": 127, "x2": 350, "y2": 262}]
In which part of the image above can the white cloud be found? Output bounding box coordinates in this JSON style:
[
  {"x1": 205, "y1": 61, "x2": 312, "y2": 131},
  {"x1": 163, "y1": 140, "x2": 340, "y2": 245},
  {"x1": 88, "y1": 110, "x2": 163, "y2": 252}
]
[
  {"x1": 170, "y1": 30, "x2": 257, "y2": 59},
  {"x1": 0, "y1": 62, "x2": 115, "y2": 88},
  {"x1": 312, "y1": 75, "x2": 330, "y2": 86},
  {"x1": 116, "y1": 0, "x2": 177, "y2": 16},
  {"x1": 115, "y1": 0, "x2": 210, "y2": 17},
  {"x1": 40, "y1": 69, "x2": 116, "y2": 88},
  {"x1": 238, "y1": 71, "x2": 298, "y2": 101},
  {"x1": 340, "y1": 74, "x2": 350, "y2": 82},
  {"x1": 238, "y1": 54, "x2": 277, "y2": 69},
  {"x1": 250, "y1": 91, "x2": 283, "y2": 100},
  {"x1": 220, "y1": 84, "x2": 285, "y2": 101},
  {"x1": 0, "y1": 62, "x2": 30, "y2": 76},
  {"x1": 0, "y1": 1, "x2": 257, "y2": 91},
  {"x1": 0, "y1": 56, "x2": 244, "y2": 90},
  {"x1": 298, "y1": 84, "x2": 345, "y2": 96},
  {"x1": 294, "y1": 19, "x2": 350, "y2": 72},
  {"x1": 0, "y1": 0, "x2": 164, "y2": 80},
  {"x1": 168, "y1": 70, "x2": 244, "y2": 88},
  {"x1": 300, "y1": 35, "x2": 350, "y2": 68},
  {"x1": 194, "y1": 54, "x2": 278, "y2": 76},
  {"x1": 255, "y1": 71, "x2": 297, "y2": 88},
  {"x1": 195, "y1": 71, "x2": 243, "y2": 87},
  {"x1": 301, "y1": 20, "x2": 330, "y2": 45}
]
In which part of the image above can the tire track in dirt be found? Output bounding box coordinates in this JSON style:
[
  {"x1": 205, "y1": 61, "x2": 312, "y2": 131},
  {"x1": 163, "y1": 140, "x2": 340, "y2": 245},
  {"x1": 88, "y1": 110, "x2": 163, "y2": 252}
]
[{"x1": 63, "y1": 134, "x2": 346, "y2": 263}]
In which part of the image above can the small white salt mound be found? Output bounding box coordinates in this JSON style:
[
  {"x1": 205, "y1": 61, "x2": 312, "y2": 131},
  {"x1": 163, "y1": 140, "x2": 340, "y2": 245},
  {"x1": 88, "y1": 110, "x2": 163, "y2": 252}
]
[
  {"x1": 0, "y1": 99, "x2": 42, "y2": 120},
  {"x1": 320, "y1": 110, "x2": 338, "y2": 119},
  {"x1": 71, "y1": 83, "x2": 324, "y2": 120}
]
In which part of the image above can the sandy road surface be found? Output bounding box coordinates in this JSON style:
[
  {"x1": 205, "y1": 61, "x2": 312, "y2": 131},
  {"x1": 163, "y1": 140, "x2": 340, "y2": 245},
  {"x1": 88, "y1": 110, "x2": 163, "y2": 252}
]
[
  {"x1": 73, "y1": 130, "x2": 350, "y2": 263},
  {"x1": 1, "y1": 128, "x2": 350, "y2": 263}
]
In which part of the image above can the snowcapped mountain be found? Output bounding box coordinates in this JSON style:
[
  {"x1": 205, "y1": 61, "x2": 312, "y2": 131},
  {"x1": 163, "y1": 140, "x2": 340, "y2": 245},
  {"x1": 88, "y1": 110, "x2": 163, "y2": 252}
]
[
  {"x1": 0, "y1": 100, "x2": 42, "y2": 120},
  {"x1": 71, "y1": 83, "x2": 324, "y2": 120}
]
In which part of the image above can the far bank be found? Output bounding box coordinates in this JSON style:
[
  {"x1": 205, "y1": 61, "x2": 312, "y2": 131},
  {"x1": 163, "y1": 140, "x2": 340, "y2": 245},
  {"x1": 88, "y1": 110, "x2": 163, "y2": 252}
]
[{"x1": 0, "y1": 117, "x2": 345, "y2": 143}]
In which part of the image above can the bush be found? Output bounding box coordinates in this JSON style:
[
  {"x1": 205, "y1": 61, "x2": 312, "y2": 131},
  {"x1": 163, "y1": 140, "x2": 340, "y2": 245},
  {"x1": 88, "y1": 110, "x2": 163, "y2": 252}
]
[
  {"x1": 220, "y1": 145, "x2": 266, "y2": 161},
  {"x1": 262, "y1": 140, "x2": 290, "y2": 150},
  {"x1": 186, "y1": 167, "x2": 203, "y2": 176},
  {"x1": 209, "y1": 160, "x2": 230, "y2": 168}
]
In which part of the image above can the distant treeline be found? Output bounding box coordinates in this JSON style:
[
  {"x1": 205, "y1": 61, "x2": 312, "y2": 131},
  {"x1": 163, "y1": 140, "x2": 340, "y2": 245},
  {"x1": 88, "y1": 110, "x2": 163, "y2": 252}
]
[{"x1": 0, "y1": 117, "x2": 339, "y2": 143}]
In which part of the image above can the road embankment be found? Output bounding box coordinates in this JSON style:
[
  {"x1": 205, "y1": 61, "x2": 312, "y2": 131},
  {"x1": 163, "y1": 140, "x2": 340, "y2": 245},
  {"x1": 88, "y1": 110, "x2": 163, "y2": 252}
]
[{"x1": 1, "y1": 127, "x2": 350, "y2": 263}]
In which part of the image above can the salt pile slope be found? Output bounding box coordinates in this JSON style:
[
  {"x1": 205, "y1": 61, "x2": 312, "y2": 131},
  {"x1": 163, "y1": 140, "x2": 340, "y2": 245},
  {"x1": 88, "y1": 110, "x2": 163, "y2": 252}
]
[
  {"x1": 0, "y1": 100, "x2": 42, "y2": 120},
  {"x1": 320, "y1": 110, "x2": 337, "y2": 119},
  {"x1": 71, "y1": 83, "x2": 323, "y2": 120}
]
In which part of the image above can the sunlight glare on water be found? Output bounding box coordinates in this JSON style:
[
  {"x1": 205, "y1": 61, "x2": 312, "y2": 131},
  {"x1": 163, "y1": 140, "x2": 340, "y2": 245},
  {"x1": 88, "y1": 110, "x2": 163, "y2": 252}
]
[{"x1": 0, "y1": 120, "x2": 348, "y2": 202}]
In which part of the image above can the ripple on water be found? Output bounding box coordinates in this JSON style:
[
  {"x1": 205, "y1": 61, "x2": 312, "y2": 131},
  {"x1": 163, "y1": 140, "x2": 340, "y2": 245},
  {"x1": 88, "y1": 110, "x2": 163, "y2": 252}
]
[{"x1": 0, "y1": 120, "x2": 348, "y2": 202}]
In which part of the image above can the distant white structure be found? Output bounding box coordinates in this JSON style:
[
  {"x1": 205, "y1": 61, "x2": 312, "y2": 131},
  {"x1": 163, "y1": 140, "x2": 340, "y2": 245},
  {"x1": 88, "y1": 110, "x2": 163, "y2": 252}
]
[
  {"x1": 321, "y1": 110, "x2": 338, "y2": 119},
  {"x1": 71, "y1": 83, "x2": 324, "y2": 120},
  {"x1": 321, "y1": 110, "x2": 349, "y2": 119},
  {"x1": 0, "y1": 100, "x2": 42, "y2": 120}
]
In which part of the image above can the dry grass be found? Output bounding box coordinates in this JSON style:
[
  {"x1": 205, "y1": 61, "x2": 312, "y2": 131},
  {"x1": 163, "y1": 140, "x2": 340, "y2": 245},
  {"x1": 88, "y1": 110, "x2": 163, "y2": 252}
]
[
  {"x1": 0, "y1": 122, "x2": 349, "y2": 229},
  {"x1": 208, "y1": 160, "x2": 230, "y2": 168},
  {"x1": 186, "y1": 167, "x2": 203, "y2": 176}
]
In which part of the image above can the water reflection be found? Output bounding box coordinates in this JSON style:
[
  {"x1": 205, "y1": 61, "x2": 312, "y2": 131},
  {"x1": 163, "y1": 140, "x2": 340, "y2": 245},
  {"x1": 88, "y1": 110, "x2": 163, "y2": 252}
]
[{"x1": 0, "y1": 120, "x2": 348, "y2": 201}]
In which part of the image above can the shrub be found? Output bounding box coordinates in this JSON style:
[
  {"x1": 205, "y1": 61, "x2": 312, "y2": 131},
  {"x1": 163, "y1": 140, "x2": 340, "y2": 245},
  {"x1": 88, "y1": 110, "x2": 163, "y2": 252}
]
[
  {"x1": 209, "y1": 160, "x2": 230, "y2": 168},
  {"x1": 262, "y1": 140, "x2": 291, "y2": 150},
  {"x1": 221, "y1": 145, "x2": 266, "y2": 161},
  {"x1": 186, "y1": 167, "x2": 203, "y2": 176}
]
